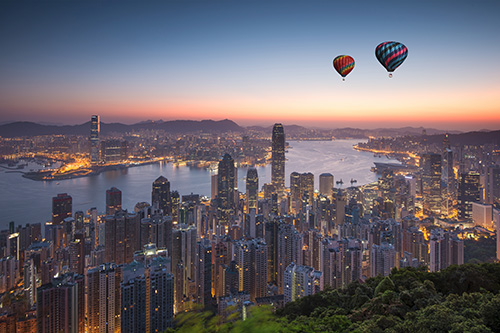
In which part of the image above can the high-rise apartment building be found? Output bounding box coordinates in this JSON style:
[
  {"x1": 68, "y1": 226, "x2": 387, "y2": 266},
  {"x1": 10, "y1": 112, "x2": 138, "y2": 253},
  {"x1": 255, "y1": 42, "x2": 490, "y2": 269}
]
[
  {"x1": 370, "y1": 242, "x2": 396, "y2": 277},
  {"x1": 121, "y1": 259, "x2": 174, "y2": 333},
  {"x1": 196, "y1": 239, "x2": 212, "y2": 307},
  {"x1": 36, "y1": 273, "x2": 84, "y2": 333},
  {"x1": 233, "y1": 238, "x2": 268, "y2": 301},
  {"x1": 87, "y1": 263, "x2": 122, "y2": 333},
  {"x1": 283, "y1": 262, "x2": 322, "y2": 304},
  {"x1": 104, "y1": 210, "x2": 141, "y2": 265},
  {"x1": 271, "y1": 124, "x2": 285, "y2": 197},
  {"x1": 106, "y1": 187, "x2": 122, "y2": 216},
  {"x1": 90, "y1": 115, "x2": 100, "y2": 164}
]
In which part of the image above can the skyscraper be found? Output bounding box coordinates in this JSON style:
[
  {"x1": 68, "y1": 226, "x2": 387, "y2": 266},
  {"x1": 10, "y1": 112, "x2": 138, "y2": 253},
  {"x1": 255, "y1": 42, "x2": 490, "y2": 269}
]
[
  {"x1": 233, "y1": 238, "x2": 268, "y2": 301},
  {"x1": 90, "y1": 115, "x2": 100, "y2": 164},
  {"x1": 52, "y1": 193, "x2": 72, "y2": 225},
  {"x1": 246, "y1": 168, "x2": 259, "y2": 213},
  {"x1": 217, "y1": 154, "x2": 236, "y2": 229},
  {"x1": 271, "y1": 124, "x2": 285, "y2": 197},
  {"x1": 106, "y1": 187, "x2": 122, "y2": 216},
  {"x1": 121, "y1": 259, "x2": 174, "y2": 332},
  {"x1": 484, "y1": 166, "x2": 500, "y2": 207},
  {"x1": 152, "y1": 176, "x2": 172, "y2": 215},
  {"x1": 37, "y1": 273, "x2": 84, "y2": 333},
  {"x1": 87, "y1": 263, "x2": 122, "y2": 333},
  {"x1": 421, "y1": 154, "x2": 442, "y2": 216},
  {"x1": 319, "y1": 173, "x2": 334, "y2": 198},
  {"x1": 104, "y1": 210, "x2": 141, "y2": 265},
  {"x1": 458, "y1": 172, "x2": 480, "y2": 219}
]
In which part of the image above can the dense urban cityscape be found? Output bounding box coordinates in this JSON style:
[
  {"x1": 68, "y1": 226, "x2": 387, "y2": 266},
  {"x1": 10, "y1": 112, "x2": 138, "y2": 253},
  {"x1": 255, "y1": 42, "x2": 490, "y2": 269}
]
[{"x1": 0, "y1": 115, "x2": 499, "y2": 332}]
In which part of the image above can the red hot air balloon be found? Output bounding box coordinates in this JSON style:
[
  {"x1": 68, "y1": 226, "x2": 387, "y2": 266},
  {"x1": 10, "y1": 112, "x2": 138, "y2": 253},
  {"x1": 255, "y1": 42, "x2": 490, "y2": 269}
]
[{"x1": 333, "y1": 55, "x2": 355, "y2": 81}]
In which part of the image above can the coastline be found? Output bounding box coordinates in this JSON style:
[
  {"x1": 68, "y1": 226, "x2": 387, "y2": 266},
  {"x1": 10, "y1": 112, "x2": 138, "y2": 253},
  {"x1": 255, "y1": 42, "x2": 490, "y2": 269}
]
[{"x1": 22, "y1": 159, "x2": 166, "y2": 181}]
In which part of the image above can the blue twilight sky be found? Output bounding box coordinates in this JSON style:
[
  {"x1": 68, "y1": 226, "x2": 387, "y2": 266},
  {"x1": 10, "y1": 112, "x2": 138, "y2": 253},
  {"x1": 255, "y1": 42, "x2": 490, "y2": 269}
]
[{"x1": 0, "y1": 0, "x2": 499, "y2": 130}]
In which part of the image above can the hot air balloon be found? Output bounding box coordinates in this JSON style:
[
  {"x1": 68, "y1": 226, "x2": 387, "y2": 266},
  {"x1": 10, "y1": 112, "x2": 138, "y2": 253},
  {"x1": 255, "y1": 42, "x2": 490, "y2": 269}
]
[
  {"x1": 375, "y1": 41, "x2": 408, "y2": 78},
  {"x1": 333, "y1": 55, "x2": 355, "y2": 81}
]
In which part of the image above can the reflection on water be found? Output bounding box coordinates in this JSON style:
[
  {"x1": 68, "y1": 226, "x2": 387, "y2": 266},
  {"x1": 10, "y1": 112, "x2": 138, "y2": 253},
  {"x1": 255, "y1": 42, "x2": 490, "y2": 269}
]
[{"x1": 0, "y1": 140, "x2": 398, "y2": 228}]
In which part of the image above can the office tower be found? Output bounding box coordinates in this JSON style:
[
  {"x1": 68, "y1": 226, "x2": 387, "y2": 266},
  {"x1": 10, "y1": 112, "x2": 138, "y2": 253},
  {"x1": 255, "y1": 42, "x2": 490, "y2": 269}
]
[
  {"x1": 233, "y1": 238, "x2": 268, "y2": 301},
  {"x1": 211, "y1": 173, "x2": 218, "y2": 200},
  {"x1": 171, "y1": 191, "x2": 180, "y2": 222},
  {"x1": 370, "y1": 242, "x2": 396, "y2": 277},
  {"x1": 319, "y1": 173, "x2": 334, "y2": 198},
  {"x1": 484, "y1": 166, "x2": 500, "y2": 207},
  {"x1": 332, "y1": 189, "x2": 347, "y2": 225},
  {"x1": 36, "y1": 273, "x2": 84, "y2": 333},
  {"x1": 106, "y1": 187, "x2": 122, "y2": 216},
  {"x1": 104, "y1": 210, "x2": 141, "y2": 265},
  {"x1": 90, "y1": 115, "x2": 100, "y2": 164},
  {"x1": 442, "y1": 144, "x2": 455, "y2": 215},
  {"x1": 290, "y1": 172, "x2": 314, "y2": 213},
  {"x1": 217, "y1": 154, "x2": 236, "y2": 229},
  {"x1": 152, "y1": 176, "x2": 172, "y2": 215},
  {"x1": 271, "y1": 124, "x2": 285, "y2": 197},
  {"x1": 283, "y1": 263, "x2": 322, "y2": 304},
  {"x1": 421, "y1": 153, "x2": 442, "y2": 216},
  {"x1": 87, "y1": 263, "x2": 122, "y2": 333},
  {"x1": 458, "y1": 172, "x2": 480, "y2": 219},
  {"x1": 472, "y1": 203, "x2": 493, "y2": 228},
  {"x1": 246, "y1": 168, "x2": 259, "y2": 213},
  {"x1": 100, "y1": 139, "x2": 127, "y2": 163},
  {"x1": 52, "y1": 193, "x2": 72, "y2": 225},
  {"x1": 429, "y1": 230, "x2": 464, "y2": 272},
  {"x1": 196, "y1": 239, "x2": 212, "y2": 307}
]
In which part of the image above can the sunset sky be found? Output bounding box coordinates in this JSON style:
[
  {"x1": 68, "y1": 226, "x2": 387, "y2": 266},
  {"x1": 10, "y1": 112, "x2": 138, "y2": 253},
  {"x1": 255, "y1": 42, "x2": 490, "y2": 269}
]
[{"x1": 1, "y1": 0, "x2": 499, "y2": 130}]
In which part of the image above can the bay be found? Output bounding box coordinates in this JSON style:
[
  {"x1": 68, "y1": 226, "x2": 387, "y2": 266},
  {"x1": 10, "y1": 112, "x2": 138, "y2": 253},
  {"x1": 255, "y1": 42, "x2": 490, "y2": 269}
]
[{"x1": 0, "y1": 139, "x2": 399, "y2": 229}]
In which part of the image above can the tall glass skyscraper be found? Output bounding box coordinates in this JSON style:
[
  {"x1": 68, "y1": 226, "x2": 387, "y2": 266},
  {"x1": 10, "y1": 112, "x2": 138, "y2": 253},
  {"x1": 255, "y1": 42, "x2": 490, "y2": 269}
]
[
  {"x1": 217, "y1": 154, "x2": 236, "y2": 228},
  {"x1": 271, "y1": 123, "x2": 285, "y2": 197},
  {"x1": 246, "y1": 168, "x2": 258, "y2": 213},
  {"x1": 90, "y1": 115, "x2": 100, "y2": 164},
  {"x1": 421, "y1": 153, "x2": 442, "y2": 216}
]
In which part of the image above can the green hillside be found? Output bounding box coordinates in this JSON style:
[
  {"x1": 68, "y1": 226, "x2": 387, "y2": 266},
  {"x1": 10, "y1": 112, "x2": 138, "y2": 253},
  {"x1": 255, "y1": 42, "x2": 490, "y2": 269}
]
[{"x1": 170, "y1": 262, "x2": 500, "y2": 332}]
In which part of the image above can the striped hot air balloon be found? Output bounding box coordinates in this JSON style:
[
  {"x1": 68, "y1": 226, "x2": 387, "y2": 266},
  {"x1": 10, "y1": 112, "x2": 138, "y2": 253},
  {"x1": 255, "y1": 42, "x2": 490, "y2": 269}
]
[
  {"x1": 375, "y1": 41, "x2": 408, "y2": 78},
  {"x1": 333, "y1": 55, "x2": 355, "y2": 81}
]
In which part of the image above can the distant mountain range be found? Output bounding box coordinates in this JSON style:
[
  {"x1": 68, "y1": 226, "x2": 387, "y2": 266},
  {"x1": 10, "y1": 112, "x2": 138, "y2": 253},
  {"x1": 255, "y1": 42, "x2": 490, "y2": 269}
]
[
  {"x1": 0, "y1": 119, "x2": 244, "y2": 138},
  {"x1": 0, "y1": 120, "x2": 498, "y2": 145}
]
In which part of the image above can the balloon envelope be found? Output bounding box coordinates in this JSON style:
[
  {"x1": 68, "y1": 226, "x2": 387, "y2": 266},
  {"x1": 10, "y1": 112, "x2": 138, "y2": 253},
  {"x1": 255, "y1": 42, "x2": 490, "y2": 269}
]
[
  {"x1": 375, "y1": 42, "x2": 408, "y2": 73},
  {"x1": 333, "y1": 55, "x2": 355, "y2": 78}
]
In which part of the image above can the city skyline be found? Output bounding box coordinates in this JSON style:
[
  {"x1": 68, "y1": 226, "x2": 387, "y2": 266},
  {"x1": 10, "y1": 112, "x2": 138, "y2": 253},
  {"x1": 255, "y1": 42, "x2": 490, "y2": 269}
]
[{"x1": 1, "y1": 0, "x2": 500, "y2": 130}]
